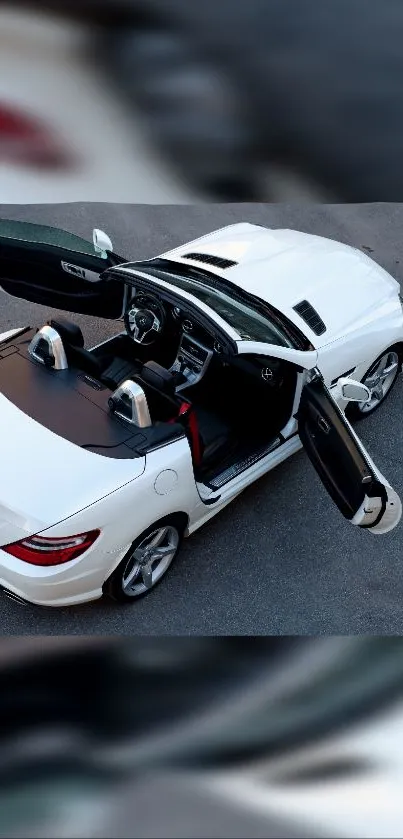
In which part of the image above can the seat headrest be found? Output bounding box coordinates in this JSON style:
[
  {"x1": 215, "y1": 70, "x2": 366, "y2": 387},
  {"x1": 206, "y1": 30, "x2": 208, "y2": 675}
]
[
  {"x1": 141, "y1": 361, "x2": 176, "y2": 394},
  {"x1": 49, "y1": 318, "x2": 84, "y2": 349}
]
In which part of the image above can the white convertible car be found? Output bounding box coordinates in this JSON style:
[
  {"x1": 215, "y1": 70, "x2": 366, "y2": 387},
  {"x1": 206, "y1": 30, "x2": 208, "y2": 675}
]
[{"x1": 0, "y1": 219, "x2": 401, "y2": 608}]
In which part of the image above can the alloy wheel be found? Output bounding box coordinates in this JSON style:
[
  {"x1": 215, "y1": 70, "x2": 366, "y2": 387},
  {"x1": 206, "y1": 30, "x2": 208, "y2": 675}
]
[
  {"x1": 357, "y1": 350, "x2": 400, "y2": 414},
  {"x1": 121, "y1": 526, "x2": 179, "y2": 597}
]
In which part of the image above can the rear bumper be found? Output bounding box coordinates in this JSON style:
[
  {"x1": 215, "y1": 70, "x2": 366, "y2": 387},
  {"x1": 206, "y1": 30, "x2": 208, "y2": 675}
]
[
  {"x1": 0, "y1": 545, "x2": 127, "y2": 607},
  {"x1": 0, "y1": 574, "x2": 103, "y2": 607},
  {"x1": 0, "y1": 585, "x2": 31, "y2": 606}
]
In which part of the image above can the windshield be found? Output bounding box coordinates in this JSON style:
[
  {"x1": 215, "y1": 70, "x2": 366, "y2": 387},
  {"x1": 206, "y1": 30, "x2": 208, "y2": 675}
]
[
  {"x1": 131, "y1": 260, "x2": 292, "y2": 346},
  {"x1": 0, "y1": 219, "x2": 104, "y2": 258}
]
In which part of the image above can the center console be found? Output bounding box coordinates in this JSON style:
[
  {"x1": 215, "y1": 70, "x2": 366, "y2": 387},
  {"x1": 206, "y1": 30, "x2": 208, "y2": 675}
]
[{"x1": 170, "y1": 333, "x2": 213, "y2": 391}]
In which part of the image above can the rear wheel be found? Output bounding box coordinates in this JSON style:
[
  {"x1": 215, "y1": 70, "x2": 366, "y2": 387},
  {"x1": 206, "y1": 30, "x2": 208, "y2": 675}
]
[
  {"x1": 104, "y1": 517, "x2": 184, "y2": 603},
  {"x1": 348, "y1": 347, "x2": 402, "y2": 420}
]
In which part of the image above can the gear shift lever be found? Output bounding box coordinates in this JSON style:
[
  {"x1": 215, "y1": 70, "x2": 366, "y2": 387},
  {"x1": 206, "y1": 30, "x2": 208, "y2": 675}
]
[{"x1": 172, "y1": 368, "x2": 188, "y2": 387}]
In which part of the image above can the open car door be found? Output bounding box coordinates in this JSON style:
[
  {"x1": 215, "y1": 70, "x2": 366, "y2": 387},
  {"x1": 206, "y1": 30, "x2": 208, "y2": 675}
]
[
  {"x1": 298, "y1": 372, "x2": 402, "y2": 534},
  {"x1": 0, "y1": 219, "x2": 127, "y2": 318}
]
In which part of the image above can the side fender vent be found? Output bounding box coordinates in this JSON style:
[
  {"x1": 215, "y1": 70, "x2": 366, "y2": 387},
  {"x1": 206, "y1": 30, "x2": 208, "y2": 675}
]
[
  {"x1": 184, "y1": 253, "x2": 237, "y2": 269},
  {"x1": 108, "y1": 380, "x2": 152, "y2": 428},
  {"x1": 28, "y1": 325, "x2": 68, "y2": 370},
  {"x1": 293, "y1": 300, "x2": 326, "y2": 336}
]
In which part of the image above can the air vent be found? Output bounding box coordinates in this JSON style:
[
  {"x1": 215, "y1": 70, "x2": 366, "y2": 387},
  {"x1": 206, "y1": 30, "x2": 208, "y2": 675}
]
[
  {"x1": 293, "y1": 300, "x2": 326, "y2": 336},
  {"x1": 183, "y1": 253, "x2": 237, "y2": 269}
]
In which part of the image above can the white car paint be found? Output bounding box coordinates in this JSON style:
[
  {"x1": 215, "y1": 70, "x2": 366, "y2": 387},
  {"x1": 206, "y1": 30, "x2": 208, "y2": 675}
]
[
  {"x1": 0, "y1": 391, "x2": 146, "y2": 542},
  {"x1": 0, "y1": 437, "x2": 199, "y2": 607},
  {"x1": 0, "y1": 222, "x2": 402, "y2": 607},
  {"x1": 161, "y1": 222, "x2": 402, "y2": 349},
  {"x1": 155, "y1": 221, "x2": 403, "y2": 404}
]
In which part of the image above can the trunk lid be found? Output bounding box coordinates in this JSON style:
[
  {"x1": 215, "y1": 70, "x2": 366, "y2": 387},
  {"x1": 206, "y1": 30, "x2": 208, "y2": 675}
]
[{"x1": 0, "y1": 392, "x2": 145, "y2": 545}]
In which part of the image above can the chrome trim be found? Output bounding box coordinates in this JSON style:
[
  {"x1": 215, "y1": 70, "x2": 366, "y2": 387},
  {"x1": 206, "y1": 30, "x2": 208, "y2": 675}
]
[
  {"x1": 0, "y1": 586, "x2": 28, "y2": 606},
  {"x1": 207, "y1": 439, "x2": 282, "y2": 490},
  {"x1": 108, "y1": 380, "x2": 152, "y2": 428},
  {"x1": 88, "y1": 331, "x2": 126, "y2": 352},
  {"x1": 171, "y1": 333, "x2": 213, "y2": 391},
  {"x1": 0, "y1": 326, "x2": 30, "y2": 345},
  {"x1": 28, "y1": 325, "x2": 68, "y2": 370}
]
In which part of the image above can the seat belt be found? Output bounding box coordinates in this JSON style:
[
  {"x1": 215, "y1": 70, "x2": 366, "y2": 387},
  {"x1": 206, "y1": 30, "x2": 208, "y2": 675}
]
[{"x1": 169, "y1": 401, "x2": 203, "y2": 467}]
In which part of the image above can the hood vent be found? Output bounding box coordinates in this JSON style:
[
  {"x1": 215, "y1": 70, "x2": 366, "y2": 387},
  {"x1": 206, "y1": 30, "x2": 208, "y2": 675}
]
[
  {"x1": 293, "y1": 300, "x2": 326, "y2": 336},
  {"x1": 183, "y1": 252, "x2": 237, "y2": 269}
]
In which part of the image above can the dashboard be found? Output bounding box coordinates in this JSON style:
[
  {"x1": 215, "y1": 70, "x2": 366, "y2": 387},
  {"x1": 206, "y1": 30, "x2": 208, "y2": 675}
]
[
  {"x1": 132, "y1": 294, "x2": 223, "y2": 349},
  {"x1": 126, "y1": 292, "x2": 286, "y2": 390},
  {"x1": 171, "y1": 304, "x2": 225, "y2": 355},
  {"x1": 170, "y1": 305, "x2": 220, "y2": 389},
  {"x1": 126, "y1": 292, "x2": 223, "y2": 389}
]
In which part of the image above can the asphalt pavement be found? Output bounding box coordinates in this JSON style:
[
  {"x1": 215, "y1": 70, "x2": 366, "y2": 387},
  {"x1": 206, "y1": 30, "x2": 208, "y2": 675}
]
[{"x1": 0, "y1": 201, "x2": 402, "y2": 635}]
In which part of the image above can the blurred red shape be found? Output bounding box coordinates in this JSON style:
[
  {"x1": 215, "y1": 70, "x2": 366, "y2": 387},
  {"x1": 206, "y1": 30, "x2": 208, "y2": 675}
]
[{"x1": 0, "y1": 103, "x2": 76, "y2": 169}]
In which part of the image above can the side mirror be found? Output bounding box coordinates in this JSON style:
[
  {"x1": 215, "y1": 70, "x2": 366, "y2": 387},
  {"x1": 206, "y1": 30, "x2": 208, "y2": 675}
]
[
  {"x1": 338, "y1": 377, "x2": 371, "y2": 403},
  {"x1": 93, "y1": 228, "x2": 113, "y2": 255}
]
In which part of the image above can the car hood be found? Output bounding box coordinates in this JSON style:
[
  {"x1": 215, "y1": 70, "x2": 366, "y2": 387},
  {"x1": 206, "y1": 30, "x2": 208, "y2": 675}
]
[
  {"x1": 161, "y1": 224, "x2": 400, "y2": 347},
  {"x1": 0, "y1": 393, "x2": 145, "y2": 545}
]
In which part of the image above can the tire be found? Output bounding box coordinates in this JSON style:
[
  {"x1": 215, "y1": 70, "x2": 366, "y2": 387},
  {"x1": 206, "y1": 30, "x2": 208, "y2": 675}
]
[
  {"x1": 104, "y1": 516, "x2": 185, "y2": 603},
  {"x1": 347, "y1": 346, "x2": 402, "y2": 421}
]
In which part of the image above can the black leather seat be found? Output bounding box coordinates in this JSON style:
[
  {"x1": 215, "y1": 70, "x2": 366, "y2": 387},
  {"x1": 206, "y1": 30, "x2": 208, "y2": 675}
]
[
  {"x1": 100, "y1": 357, "x2": 142, "y2": 390},
  {"x1": 138, "y1": 361, "x2": 234, "y2": 466},
  {"x1": 140, "y1": 360, "x2": 177, "y2": 394},
  {"x1": 136, "y1": 361, "x2": 185, "y2": 423},
  {"x1": 49, "y1": 318, "x2": 140, "y2": 388}
]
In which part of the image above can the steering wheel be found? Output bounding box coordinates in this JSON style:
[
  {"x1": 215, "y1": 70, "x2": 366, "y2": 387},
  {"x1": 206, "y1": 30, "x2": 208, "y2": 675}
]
[{"x1": 124, "y1": 295, "x2": 166, "y2": 345}]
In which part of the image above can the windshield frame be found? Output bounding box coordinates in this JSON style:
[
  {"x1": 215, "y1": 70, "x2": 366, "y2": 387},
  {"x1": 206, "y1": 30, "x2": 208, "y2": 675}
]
[
  {"x1": 118, "y1": 258, "x2": 310, "y2": 350},
  {"x1": 108, "y1": 266, "x2": 240, "y2": 354}
]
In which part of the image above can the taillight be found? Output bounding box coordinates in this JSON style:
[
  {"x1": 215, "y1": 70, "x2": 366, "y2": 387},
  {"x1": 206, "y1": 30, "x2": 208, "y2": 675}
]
[
  {"x1": 2, "y1": 530, "x2": 100, "y2": 566},
  {"x1": 0, "y1": 104, "x2": 75, "y2": 169}
]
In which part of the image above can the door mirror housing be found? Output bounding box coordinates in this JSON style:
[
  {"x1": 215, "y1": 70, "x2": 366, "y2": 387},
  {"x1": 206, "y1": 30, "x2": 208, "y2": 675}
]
[
  {"x1": 338, "y1": 377, "x2": 371, "y2": 403},
  {"x1": 93, "y1": 228, "x2": 113, "y2": 255}
]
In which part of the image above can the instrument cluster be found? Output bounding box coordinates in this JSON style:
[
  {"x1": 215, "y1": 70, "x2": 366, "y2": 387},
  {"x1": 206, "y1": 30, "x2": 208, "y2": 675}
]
[
  {"x1": 134, "y1": 293, "x2": 162, "y2": 316},
  {"x1": 127, "y1": 294, "x2": 225, "y2": 356}
]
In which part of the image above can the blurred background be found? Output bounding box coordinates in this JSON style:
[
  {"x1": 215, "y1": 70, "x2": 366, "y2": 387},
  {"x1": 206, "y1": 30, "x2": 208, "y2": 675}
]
[
  {"x1": 2, "y1": 2, "x2": 403, "y2": 836},
  {"x1": 0, "y1": 636, "x2": 403, "y2": 838},
  {"x1": 2, "y1": 0, "x2": 403, "y2": 204}
]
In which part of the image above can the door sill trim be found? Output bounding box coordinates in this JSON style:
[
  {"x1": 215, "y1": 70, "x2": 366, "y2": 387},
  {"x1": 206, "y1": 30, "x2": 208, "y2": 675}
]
[{"x1": 203, "y1": 437, "x2": 282, "y2": 491}]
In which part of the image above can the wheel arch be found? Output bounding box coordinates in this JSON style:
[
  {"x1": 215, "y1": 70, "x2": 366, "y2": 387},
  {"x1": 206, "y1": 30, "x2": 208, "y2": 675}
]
[
  {"x1": 362, "y1": 340, "x2": 403, "y2": 375},
  {"x1": 387, "y1": 340, "x2": 403, "y2": 362},
  {"x1": 102, "y1": 510, "x2": 189, "y2": 601},
  {"x1": 159, "y1": 510, "x2": 190, "y2": 535},
  {"x1": 104, "y1": 510, "x2": 190, "y2": 581},
  {"x1": 347, "y1": 341, "x2": 403, "y2": 421}
]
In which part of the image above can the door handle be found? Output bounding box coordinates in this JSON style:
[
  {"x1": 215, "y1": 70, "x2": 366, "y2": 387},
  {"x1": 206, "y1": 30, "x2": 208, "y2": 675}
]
[{"x1": 317, "y1": 415, "x2": 331, "y2": 434}]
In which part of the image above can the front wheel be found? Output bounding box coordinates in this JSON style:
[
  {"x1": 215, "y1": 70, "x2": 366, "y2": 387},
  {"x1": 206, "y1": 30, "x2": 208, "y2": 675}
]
[
  {"x1": 104, "y1": 519, "x2": 184, "y2": 603},
  {"x1": 348, "y1": 347, "x2": 402, "y2": 421}
]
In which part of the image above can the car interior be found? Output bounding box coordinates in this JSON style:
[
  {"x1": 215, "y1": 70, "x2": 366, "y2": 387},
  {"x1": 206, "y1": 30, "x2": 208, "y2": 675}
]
[
  {"x1": 61, "y1": 287, "x2": 299, "y2": 478},
  {"x1": 0, "y1": 288, "x2": 299, "y2": 486}
]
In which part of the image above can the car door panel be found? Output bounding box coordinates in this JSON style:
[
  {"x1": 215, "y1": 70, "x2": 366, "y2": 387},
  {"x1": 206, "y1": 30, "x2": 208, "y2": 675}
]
[
  {"x1": 298, "y1": 374, "x2": 401, "y2": 532},
  {"x1": 0, "y1": 219, "x2": 126, "y2": 318}
]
